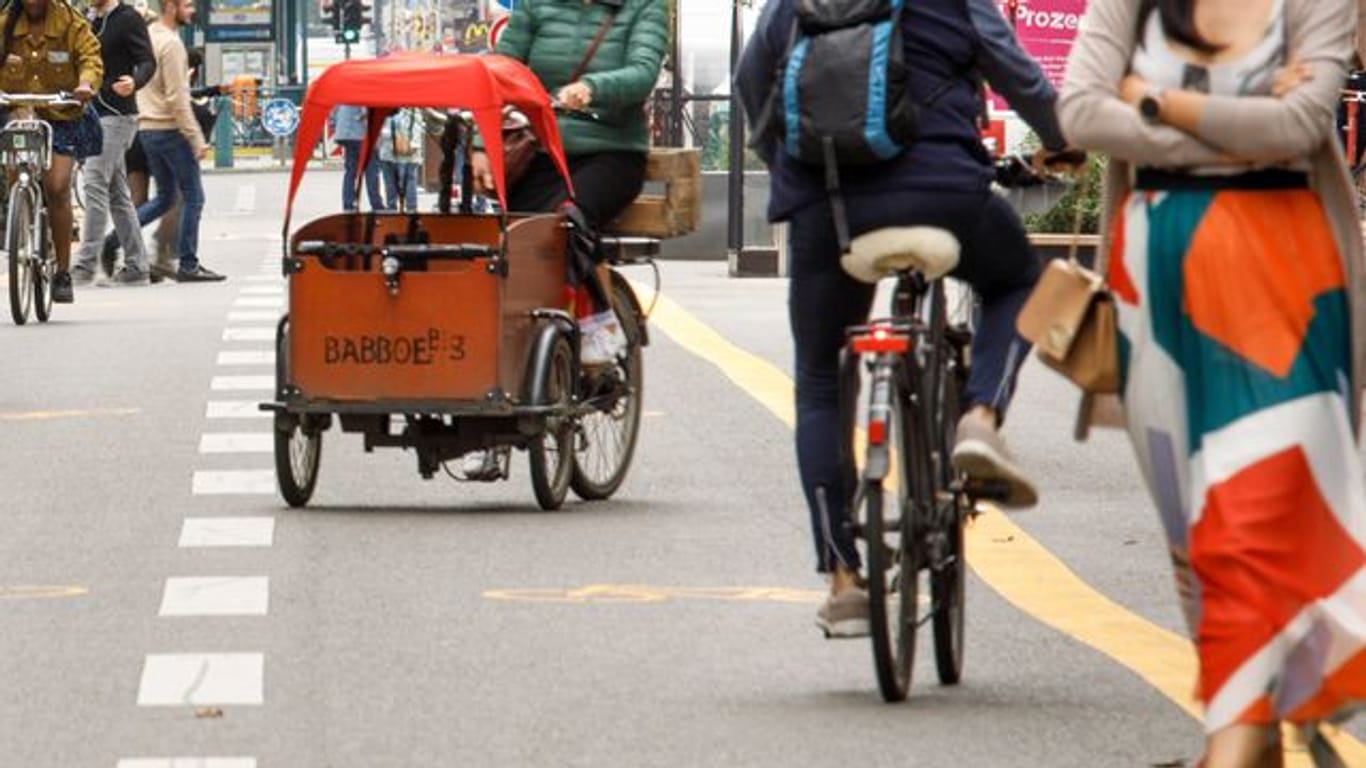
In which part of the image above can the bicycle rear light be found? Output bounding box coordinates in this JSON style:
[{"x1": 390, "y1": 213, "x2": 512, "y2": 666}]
[
  {"x1": 851, "y1": 326, "x2": 911, "y2": 354},
  {"x1": 867, "y1": 417, "x2": 888, "y2": 446}
]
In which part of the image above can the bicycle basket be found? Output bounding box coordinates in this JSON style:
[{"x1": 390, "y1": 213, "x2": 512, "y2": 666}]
[{"x1": 0, "y1": 121, "x2": 51, "y2": 170}]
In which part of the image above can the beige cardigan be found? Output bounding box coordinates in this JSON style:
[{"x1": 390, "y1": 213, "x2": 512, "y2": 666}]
[{"x1": 1058, "y1": 0, "x2": 1364, "y2": 434}]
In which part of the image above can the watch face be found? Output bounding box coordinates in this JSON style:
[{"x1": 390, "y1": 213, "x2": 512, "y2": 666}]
[{"x1": 1140, "y1": 96, "x2": 1161, "y2": 120}]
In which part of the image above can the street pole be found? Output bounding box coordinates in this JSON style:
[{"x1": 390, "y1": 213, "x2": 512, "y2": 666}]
[
  {"x1": 669, "y1": 0, "x2": 682, "y2": 147},
  {"x1": 726, "y1": 0, "x2": 744, "y2": 274}
]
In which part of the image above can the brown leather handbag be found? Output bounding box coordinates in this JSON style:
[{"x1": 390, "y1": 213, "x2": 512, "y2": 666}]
[
  {"x1": 1017, "y1": 257, "x2": 1119, "y2": 393},
  {"x1": 502, "y1": 7, "x2": 618, "y2": 189},
  {"x1": 1015, "y1": 173, "x2": 1120, "y2": 394}
]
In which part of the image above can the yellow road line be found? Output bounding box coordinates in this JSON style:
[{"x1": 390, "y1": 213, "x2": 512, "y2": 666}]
[
  {"x1": 0, "y1": 408, "x2": 140, "y2": 422},
  {"x1": 633, "y1": 281, "x2": 1366, "y2": 763},
  {"x1": 484, "y1": 585, "x2": 825, "y2": 605},
  {"x1": 0, "y1": 585, "x2": 88, "y2": 600}
]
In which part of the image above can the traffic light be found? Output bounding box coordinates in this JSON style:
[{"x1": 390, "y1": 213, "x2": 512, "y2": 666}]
[
  {"x1": 337, "y1": 0, "x2": 371, "y2": 45},
  {"x1": 321, "y1": 0, "x2": 340, "y2": 35}
]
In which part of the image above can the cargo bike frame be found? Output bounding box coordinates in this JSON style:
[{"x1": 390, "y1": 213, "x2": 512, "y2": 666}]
[{"x1": 262, "y1": 53, "x2": 652, "y2": 510}]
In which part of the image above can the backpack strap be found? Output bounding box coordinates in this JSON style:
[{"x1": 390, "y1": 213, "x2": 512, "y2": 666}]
[
  {"x1": 822, "y1": 138, "x2": 852, "y2": 255},
  {"x1": 747, "y1": 17, "x2": 801, "y2": 155}
]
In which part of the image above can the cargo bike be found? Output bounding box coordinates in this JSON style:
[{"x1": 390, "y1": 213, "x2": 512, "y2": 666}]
[{"x1": 263, "y1": 54, "x2": 693, "y2": 511}]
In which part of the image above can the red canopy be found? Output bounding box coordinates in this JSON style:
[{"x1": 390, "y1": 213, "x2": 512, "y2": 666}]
[{"x1": 286, "y1": 52, "x2": 572, "y2": 226}]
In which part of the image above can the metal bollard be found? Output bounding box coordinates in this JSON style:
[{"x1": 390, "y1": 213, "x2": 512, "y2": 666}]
[{"x1": 214, "y1": 95, "x2": 233, "y2": 169}]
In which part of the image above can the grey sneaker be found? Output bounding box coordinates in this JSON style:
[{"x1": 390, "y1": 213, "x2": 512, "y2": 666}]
[
  {"x1": 950, "y1": 412, "x2": 1038, "y2": 508},
  {"x1": 816, "y1": 588, "x2": 870, "y2": 639},
  {"x1": 70, "y1": 263, "x2": 95, "y2": 286},
  {"x1": 108, "y1": 265, "x2": 149, "y2": 286}
]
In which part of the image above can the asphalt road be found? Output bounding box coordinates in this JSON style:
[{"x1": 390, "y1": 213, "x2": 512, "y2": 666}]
[{"x1": 0, "y1": 170, "x2": 1360, "y2": 767}]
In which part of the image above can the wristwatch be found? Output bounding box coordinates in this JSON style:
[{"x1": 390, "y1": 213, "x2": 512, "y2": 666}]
[{"x1": 1138, "y1": 87, "x2": 1165, "y2": 125}]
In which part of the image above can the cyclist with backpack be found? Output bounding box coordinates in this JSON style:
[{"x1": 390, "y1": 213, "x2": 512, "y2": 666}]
[{"x1": 738, "y1": 0, "x2": 1075, "y2": 635}]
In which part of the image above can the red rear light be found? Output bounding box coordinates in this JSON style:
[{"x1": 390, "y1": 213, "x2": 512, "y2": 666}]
[
  {"x1": 868, "y1": 418, "x2": 887, "y2": 446},
  {"x1": 851, "y1": 327, "x2": 910, "y2": 354}
]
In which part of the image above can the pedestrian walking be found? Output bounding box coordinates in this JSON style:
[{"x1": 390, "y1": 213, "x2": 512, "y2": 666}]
[
  {"x1": 71, "y1": 0, "x2": 155, "y2": 287},
  {"x1": 1060, "y1": 0, "x2": 1366, "y2": 762},
  {"x1": 378, "y1": 108, "x2": 423, "y2": 213},
  {"x1": 331, "y1": 104, "x2": 382, "y2": 212},
  {"x1": 132, "y1": 0, "x2": 223, "y2": 282}
]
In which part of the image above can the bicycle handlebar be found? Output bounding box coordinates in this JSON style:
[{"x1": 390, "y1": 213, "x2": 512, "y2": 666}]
[
  {"x1": 0, "y1": 91, "x2": 82, "y2": 108},
  {"x1": 994, "y1": 151, "x2": 1084, "y2": 189}
]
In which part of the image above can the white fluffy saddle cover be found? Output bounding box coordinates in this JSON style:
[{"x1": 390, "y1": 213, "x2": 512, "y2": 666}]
[{"x1": 840, "y1": 227, "x2": 961, "y2": 284}]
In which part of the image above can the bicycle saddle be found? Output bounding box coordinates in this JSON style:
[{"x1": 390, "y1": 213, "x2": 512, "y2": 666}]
[{"x1": 840, "y1": 227, "x2": 960, "y2": 285}]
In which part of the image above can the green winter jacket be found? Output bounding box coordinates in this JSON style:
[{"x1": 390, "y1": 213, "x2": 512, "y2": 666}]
[{"x1": 495, "y1": 0, "x2": 668, "y2": 156}]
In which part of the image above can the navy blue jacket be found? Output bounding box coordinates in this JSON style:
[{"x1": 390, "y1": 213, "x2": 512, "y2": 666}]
[{"x1": 737, "y1": 0, "x2": 1067, "y2": 222}]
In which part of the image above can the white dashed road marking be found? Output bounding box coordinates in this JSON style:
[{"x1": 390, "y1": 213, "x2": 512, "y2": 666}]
[
  {"x1": 136, "y1": 653, "x2": 264, "y2": 706},
  {"x1": 226, "y1": 310, "x2": 279, "y2": 323},
  {"x1": 240, "y1": 285, "x2": 283, "y2": 295},
  {"x1": 233, "y1": 184, "x2": 257, "y2": 213},
  {"x1": 178, "y1": 518, "x2": 275, "y2": 548},
  {"x1": 223, "y1": 328, "x2": 275, "y2": 342},
  {"x1": 116, "y1": 754, "x2": 256, "y2": 759},
  {"x1": 206, "y1": 401, "x2": 269, "y2": 420},
  {"x1": 244, "y1": 275, "x2": 279, "y2": 283},
  {"x1": 210, "y1": 376, "x2": 274, "y2": 392},
  {"x1": 198, "y1": 433, "x2": 271, "y2": 454},
  {"x1": 233, "y1": 297, "x2": 283, "y2": 308},
  {"x1": 191, "y1": 470, "x2": 275, "y2": 491},
  {"x1": 192, "y1": 470, "x2": 275, "y2": 495},
  {"x1": 216, "y1": 350, "x2": 275, "y2": 366},
  {"x1": 159, "y1": 577, "x2": 269, "y2": 617}
]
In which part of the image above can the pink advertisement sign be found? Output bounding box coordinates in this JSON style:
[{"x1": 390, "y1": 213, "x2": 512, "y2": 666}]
[
  {"x1": 990, "y1": 0, "x2": 1087, "y2": 113},
  {"x1": 1002, "y1": 0, "x2": 1087, "y2": 88}
]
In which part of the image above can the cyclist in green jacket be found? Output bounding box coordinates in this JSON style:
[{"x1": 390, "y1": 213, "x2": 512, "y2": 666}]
[
  {"x1": 464, "y1": 0, "x2": 667, "y2": 480},
  {"x1": 470, "y1": 0, "x2": 667, "y2": 360}
]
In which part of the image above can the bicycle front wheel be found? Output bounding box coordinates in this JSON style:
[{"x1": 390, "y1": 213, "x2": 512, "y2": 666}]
[
  {"x1": 7, "y1": 185, "x2": 33, "y2": 325},
  {"x1": 931, "y1": 329, "x2": 970, "y2": 684},
  {"x1": 32, "y1": 204, "x2": 53, "y2": 323}
]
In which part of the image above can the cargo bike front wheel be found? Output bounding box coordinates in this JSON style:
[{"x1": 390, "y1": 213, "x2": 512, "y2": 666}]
[{"x1": 273, "y1": 317, "x2": 324, "y2": 508}]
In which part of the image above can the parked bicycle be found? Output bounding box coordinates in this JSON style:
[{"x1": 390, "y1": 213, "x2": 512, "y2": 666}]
[{"x1": 4, "y1": 92, "x2": 80, "y2": 325}]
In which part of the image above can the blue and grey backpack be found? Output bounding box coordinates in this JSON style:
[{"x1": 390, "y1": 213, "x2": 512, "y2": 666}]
[
  {"x1": 778, "y1": 0, "x2": 918, "y2": 168},
  {"x1": 750, "y1": 0, "x2": 919, "y2": 251}
]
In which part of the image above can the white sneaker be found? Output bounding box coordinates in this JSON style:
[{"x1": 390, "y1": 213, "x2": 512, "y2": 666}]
[
  {"x1": 460, "y1": 449, "x2": 505, "y2": 481},
  {"x1": 578, "y1": 310, "x2": 627, "y2": 365}
]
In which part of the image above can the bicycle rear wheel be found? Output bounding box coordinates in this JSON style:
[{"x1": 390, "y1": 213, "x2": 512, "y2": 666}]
[
  {"x1": 571, "y1": 274, "x2": 644, "y2": 500},
  {"x1": 530, "y1": 335, "x2": 574, "y2": 511},
  {"x1": 849, "y1": 355, "x2": 921, "y2": 703},
  {"x1": 7, "y1": 185, "x2": 32, "y2": 325}
]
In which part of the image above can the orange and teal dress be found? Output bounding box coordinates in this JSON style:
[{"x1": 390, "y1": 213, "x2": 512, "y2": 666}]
[{"x1": 1115, "y1": 0, "x2": 1366, "y2": 732}]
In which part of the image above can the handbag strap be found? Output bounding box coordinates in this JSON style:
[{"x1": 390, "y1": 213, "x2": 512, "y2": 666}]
[
  {"x1": 569, "y1": 6, "x2": 620, "y2": 84},
  {"x1": 1067, "y1": 162, "x2": 1096, "y2": 266}
]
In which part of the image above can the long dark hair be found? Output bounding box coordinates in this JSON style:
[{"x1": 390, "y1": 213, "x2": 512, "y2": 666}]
[{"x1": 1140, "y1": 0, "x2": 1221, "y2": 54}]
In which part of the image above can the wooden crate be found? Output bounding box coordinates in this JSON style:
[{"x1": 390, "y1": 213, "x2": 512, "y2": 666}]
[{"x1": 608, "y1": 147, "x2": 701, "y2": 239}]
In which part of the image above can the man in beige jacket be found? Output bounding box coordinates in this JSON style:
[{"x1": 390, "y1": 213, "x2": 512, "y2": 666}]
[{"x1": 129, "y1": 0, "x2": 223, "y2": 281}]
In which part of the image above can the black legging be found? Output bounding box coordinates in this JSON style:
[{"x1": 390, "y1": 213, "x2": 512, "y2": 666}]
[
  {"x1": 789, "y1": 188, "x2": 1041, "y2": 572},
  {"x1": 507, "y1": 150, "x2": 646, "y2": 313},
  {"x1": 508, "y1": 150, "x2": 646, "y2": 229}
]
